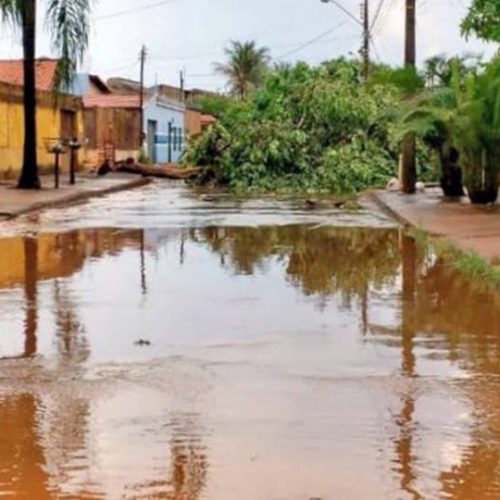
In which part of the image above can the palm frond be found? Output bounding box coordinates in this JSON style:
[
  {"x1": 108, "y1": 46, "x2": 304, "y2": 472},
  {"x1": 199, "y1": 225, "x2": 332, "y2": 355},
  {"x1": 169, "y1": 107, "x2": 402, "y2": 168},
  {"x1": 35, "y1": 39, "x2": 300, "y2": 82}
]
[
  {"x1": 45, "y1": 0, "x2": 92, "y2": 90},
  {"x1": 0, "y1": 0, "x2": 22, "y2": 25},
  {"x1": 214, "y1": 40, "x2": 270, "y2": 99}
]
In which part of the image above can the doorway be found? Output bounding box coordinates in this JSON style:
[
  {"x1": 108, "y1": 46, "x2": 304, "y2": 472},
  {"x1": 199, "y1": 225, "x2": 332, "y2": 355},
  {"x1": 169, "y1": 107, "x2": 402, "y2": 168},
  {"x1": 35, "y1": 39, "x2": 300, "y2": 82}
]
[
  {"x1": 147, "y1": 120, "x2": 157, "y2": 163},
  {"x1": 60, "y1": 110, "x2": 77, "y2": 172}
]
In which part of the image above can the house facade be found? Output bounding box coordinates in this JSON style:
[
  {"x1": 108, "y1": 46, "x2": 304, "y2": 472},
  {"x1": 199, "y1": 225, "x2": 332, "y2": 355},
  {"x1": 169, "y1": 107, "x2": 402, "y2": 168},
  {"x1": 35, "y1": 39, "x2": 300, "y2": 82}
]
[
  {"x1": 83, "y1": 92, "x2": 186, "y2": 166},
  {"x1": 107, "y1": 78, "x2": 215, "y2": 145},
  {"x1": 82, "y1": 94, "x2": 142, "y2": 166},
  {"x1": 0, "y1": 59, "x2": 84, "y2": 177},
  {"x1": 143, "y1": 94, "x2": 185, "y2": 163}
]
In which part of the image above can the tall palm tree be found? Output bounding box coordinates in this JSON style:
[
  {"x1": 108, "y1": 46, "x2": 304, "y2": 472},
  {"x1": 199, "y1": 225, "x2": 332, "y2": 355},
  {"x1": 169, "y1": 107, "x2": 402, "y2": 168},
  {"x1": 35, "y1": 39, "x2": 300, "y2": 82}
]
[
  {"x1": 215, "y1": 40, "x2": 270, "y2": 100},
  {"x1": 0, "y1": 0, "x2": 92, "y2": 189}
]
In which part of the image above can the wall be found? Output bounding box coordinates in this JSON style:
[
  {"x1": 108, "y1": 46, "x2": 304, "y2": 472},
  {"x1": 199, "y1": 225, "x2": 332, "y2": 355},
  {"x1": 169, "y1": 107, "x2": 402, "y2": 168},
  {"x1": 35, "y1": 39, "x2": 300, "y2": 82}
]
[
  {"x1": 185, "y1": 108, "x2": 203, "y2": 138},
  {"x1": 0, "y1": 82, "x2": 83, "y2": 177},
  {"x1": 83, "y1": 107, "x2": 141, "y2": 166},
  {"x1": 143, "y1": 95, "x2": 186, "y2": 164}
]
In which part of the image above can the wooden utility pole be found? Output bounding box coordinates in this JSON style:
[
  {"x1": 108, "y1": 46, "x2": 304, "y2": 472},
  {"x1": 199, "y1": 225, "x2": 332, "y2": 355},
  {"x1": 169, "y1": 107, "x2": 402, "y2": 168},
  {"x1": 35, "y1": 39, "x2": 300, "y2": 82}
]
[
  {"x1": 405, "y1": 0, "x2": 416, "y2": 67},
  {"x1": 362, "y1": 0, "x2": 370, "y2": 79},
  {"x1": 401, "y1": 0, "x2": 417, "y2": 193},
  {"x1": 139, "y1": 45, "x2": 147, "y2": 149}
]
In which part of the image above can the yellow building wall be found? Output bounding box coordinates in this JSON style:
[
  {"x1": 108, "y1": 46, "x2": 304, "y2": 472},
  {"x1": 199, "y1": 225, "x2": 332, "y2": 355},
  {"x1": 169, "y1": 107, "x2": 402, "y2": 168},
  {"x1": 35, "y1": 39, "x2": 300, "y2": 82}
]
[{"x1": 0, "y1": 83, "x2": 84, "y2": 177}]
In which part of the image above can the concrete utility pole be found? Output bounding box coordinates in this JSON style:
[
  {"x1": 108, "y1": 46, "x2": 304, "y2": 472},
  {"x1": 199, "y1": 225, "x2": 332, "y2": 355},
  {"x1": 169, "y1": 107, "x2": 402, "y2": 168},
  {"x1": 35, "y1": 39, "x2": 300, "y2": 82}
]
[
  {"x1": 401, "y1": 0, "x2": 417, "y2": 194},
  {"x1": 362, "y1": 0, "x2": 370, "y2": 79},
  {"x1": 320, "y1": 0, "x2": 370, "y2": 79},
  {"x1": 139, "y1": 45, "x2": 147, "y2": 149}
]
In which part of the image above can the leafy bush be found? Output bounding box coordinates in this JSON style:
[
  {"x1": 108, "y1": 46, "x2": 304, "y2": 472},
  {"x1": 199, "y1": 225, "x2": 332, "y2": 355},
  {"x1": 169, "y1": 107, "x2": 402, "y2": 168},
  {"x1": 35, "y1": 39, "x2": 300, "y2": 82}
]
[{"x1": 313, "y1": 138, "x2": 396, "y2": 194}]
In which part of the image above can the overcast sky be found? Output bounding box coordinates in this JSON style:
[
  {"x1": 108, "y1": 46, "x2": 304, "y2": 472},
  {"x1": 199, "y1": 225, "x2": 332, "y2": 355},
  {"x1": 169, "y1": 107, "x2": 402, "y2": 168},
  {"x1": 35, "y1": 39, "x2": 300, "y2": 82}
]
[{"x1": 0, "y1": 0, "x2": 495, "y2": 91}]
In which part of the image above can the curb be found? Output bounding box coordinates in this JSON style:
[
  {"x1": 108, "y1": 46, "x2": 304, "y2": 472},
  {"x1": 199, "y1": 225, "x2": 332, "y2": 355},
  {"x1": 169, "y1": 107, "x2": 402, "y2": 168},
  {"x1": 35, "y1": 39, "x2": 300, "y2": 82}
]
[
  {"x1": 2, "y1": 177, "x2": 152, "y2": 220},
  {"x1": 367, "y1": 190, "x2": 416, "y2": 228}
]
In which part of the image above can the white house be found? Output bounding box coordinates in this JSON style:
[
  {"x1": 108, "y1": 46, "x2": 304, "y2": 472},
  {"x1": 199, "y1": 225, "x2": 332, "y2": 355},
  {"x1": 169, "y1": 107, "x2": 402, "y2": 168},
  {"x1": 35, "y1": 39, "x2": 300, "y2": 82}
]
[{"x1": 143, "y1": 94, "x2": 186, "y2": 164}]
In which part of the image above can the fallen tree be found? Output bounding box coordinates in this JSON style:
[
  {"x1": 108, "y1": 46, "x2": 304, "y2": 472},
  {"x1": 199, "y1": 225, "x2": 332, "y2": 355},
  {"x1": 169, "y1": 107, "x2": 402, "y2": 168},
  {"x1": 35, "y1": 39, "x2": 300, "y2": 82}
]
[{"x1": 100, "y1": 160, "x2": 200, "y2": 180}]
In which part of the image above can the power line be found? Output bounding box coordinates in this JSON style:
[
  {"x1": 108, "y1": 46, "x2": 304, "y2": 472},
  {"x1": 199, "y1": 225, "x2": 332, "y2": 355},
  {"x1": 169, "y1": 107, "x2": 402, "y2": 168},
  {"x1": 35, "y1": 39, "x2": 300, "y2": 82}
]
[
  {"x1": 276, "y1": 21, "x2": 348, "y2": 60},
  {"x1": 371, "y1": 0, "x2": 387, "y2": 32},
  {"x1": 373, "y1": 0, "x2": 399, "y2": 36},
  {"x1": 106, "y1": 60, "x2": 140, "y2": 74},
  {"x1": 95, "y1": 0, "x2": 180, "y2": 21},
  {"x1": 322, "y1": 0, "x2": 362, "y2": 27}
]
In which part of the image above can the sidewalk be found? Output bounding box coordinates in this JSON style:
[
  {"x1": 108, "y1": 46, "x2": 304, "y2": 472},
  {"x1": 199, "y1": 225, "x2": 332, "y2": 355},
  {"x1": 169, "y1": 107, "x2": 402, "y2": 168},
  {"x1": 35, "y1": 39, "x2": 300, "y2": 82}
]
[
  {"x1": 0, "y1": 173, "x2": 150, "y2": 219},
  {"x1": 371, "y1": 188, "x2": 500, "y2": 262}
]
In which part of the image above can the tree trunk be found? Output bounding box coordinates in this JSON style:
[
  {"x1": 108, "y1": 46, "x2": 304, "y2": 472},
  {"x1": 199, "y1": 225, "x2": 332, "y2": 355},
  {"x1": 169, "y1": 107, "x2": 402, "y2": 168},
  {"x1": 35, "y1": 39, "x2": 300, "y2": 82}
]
[
  {"x1": 439, "y1": 146, "x2": 465, "y2": 198},
  {"x1": 401, "y1": 136, "x2": 417, "y2": 194},
  {"x1": 18, "y1": 0, "x2": 41, "y2": 190},
  {"x1": 23, "y1": 236, "x2": 38, "y2": 357},
  {"x1": 401, "y1": 0, "x2": 417, "y2": 194}
]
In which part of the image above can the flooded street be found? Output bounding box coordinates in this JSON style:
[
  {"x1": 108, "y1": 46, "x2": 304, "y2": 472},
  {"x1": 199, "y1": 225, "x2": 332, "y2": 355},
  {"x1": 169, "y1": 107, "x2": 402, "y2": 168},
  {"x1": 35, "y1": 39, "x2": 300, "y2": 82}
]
[{"x1": 0, "y1": 181, "x2": 499, "y2": 499}]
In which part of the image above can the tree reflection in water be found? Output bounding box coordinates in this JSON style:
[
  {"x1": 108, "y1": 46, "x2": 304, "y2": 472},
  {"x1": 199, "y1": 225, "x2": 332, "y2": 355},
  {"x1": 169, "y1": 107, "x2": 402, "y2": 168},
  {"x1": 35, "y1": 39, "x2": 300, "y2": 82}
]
[
  {"x1": 0, "y1": 228, "x2": 209, "y2": 499},
  {"x1": 23, "y1": 236, "x2": 38, "y2": 358},
  {"x1": 196, "y1": 225, "x2": 500, "y2": 498},
  {"x1": 195, "y1": 225, "x2": 401, "y2": 299},
  {"x1": 3, "y1": 222, "x2": 500, "y2": 497},
  {"x1": 127, "y1": 414, "x2": 209, "y2": 499}
]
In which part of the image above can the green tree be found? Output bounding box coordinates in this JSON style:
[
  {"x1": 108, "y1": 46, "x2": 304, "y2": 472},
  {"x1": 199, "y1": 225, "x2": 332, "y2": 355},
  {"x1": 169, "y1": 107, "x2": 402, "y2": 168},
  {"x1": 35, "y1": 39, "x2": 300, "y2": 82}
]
[
  {"x1": 462, "y1": 0, "x2": 500, "y2": 44},
  {"x1": 423, "y1": 53, "x2": 482, "y2": 88},
  {"x1": 0, "y1": 0, "x2": 92, "y2": 189},
  {"x1": 214, "y1": 40, "x2": 270, "y2": 100}
]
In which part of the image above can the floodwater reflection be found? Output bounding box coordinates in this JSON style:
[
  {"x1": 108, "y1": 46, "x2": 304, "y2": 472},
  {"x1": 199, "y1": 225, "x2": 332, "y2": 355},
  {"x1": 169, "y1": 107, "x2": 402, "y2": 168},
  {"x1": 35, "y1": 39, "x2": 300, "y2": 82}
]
[{"x1": 0, "y1": 192, "x2": 499, "y2": 497}]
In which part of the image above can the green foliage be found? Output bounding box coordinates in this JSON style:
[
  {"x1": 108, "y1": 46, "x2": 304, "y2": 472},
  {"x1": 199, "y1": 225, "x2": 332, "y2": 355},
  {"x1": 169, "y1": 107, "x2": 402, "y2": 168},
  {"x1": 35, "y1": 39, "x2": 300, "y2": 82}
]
[
  {"x1": 195, "y1": 94, "x2": 233, "y2": 119},
  {"x1": 138, "y1": 147, "x2": 151, "y2": 165},
  {"x1": 46, "y1": 0, "x2": 92, "y2": 89},
  {"x1": 184, "y1": 122, "x2": 231, "y2": 168},
  {"x1": 398, "y1": 89, "x2": 456, "y2": 149},
  {"x1": 398, "y1": 60, "x2": 500, "y2": 191},
  {"x1": 423, "y1": 53, "x2": 483, "y2": 88},
  {"x1": 311, "y1": 138, "x2": 396, "y2": 194},
  {"x1": 451, "y1": 60, "x2": 500, "y2": 190},
  {"x1": 370, "y1": 64, "x2": 425, "y2": 95},
  {"x1": 462, "y1": 0, "x2": 500, "y2": 44},
  {"x1": 186, "y1": 59, "x2": 409, "y2": 194},
  {"x1": 410, "y1": 228, "x2": 500, "y2": 294},
  {"x1": 195, "y1": 94, "x2": 254, "y2": 129}
]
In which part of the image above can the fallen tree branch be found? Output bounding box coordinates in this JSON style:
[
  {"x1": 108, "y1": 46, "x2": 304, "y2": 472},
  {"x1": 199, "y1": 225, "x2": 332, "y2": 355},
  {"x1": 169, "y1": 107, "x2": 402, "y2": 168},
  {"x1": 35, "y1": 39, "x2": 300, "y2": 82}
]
[{"x1": 113, "y1": 160, "x2": 200, "y2": 180}]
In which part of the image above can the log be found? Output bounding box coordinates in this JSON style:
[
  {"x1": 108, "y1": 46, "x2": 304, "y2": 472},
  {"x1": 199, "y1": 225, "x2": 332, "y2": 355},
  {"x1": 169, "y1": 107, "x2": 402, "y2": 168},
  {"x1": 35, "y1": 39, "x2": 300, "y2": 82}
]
[{"x1": 114, "y1": 160, "x2": 200, "y2": 180}]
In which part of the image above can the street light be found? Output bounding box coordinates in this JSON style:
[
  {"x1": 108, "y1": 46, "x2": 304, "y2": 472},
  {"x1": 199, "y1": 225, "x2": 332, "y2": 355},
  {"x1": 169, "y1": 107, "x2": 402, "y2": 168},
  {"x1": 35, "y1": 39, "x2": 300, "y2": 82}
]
[
  {"x1": 320, "y1": 0, "x2": 370, "y2": 79},
  {"x1": 320, "y1": 0, "x2": 362, "y2": 27}
]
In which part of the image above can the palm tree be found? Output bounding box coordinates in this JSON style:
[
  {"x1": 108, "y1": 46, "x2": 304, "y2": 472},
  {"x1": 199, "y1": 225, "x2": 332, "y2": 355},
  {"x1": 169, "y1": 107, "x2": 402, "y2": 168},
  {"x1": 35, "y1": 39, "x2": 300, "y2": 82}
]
[
  {"x1": 215, "y1": 40, "x2": 270, "y2": 100},
  {"x1": 0, "y1": 0, "x2": 92, "y2": 189}
]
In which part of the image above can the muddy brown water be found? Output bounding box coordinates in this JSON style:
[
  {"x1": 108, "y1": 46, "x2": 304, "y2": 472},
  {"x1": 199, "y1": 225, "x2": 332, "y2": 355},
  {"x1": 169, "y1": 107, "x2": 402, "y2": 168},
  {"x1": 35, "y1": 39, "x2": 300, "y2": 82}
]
[{"x1": 0, "y1": 181, "x2": 499, "y2": 499}]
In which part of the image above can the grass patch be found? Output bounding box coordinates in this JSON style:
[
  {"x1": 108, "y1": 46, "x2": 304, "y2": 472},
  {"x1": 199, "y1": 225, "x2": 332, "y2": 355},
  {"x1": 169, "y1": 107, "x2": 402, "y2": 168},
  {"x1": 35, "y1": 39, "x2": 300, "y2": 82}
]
[{"x1": 409, "y1": 227, "x2": 500, "y2": 293}]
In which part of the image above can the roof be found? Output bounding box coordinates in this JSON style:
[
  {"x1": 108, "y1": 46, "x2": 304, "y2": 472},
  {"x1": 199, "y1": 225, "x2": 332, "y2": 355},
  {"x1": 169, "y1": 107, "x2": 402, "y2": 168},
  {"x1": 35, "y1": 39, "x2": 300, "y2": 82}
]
[
  {"x1": 0, "y1": 58, "x2": 57, "y2": 91},
  {"x1": 89, "y1": 75, "x2": 111, "y2": 93},
  {"x1": 106, "y1": 77, "x2": 142, "y2": 95},
  {"x1": 201, "y1": 114, "x2": 217, "y2": 126},
  {"x1": 69, "y1": 74, "x2": 112, "y2": 96},
  {"x1": 83, "y1": 94, "x2": 143, "y2": 109}
]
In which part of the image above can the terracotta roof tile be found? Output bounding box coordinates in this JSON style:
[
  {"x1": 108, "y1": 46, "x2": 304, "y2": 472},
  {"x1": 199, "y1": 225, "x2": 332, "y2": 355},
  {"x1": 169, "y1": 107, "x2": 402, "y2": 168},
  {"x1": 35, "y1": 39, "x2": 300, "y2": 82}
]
[
  {"x1": 83, "y1": 94, "x2": 143, "y2": 109},
  {"x1": 0, "y1": 58, "x2": 58, "y2": 91},
  {"x1": 201, "y1": 114, "x2": 216, "y2": 125}
]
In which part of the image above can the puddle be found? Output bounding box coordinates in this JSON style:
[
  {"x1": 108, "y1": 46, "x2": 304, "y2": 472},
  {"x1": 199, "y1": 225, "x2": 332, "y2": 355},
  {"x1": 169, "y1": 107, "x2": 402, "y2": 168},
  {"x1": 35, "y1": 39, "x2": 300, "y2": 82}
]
[{"x1": 0, "y1": 181, "x2": 499, "y2": 498}]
